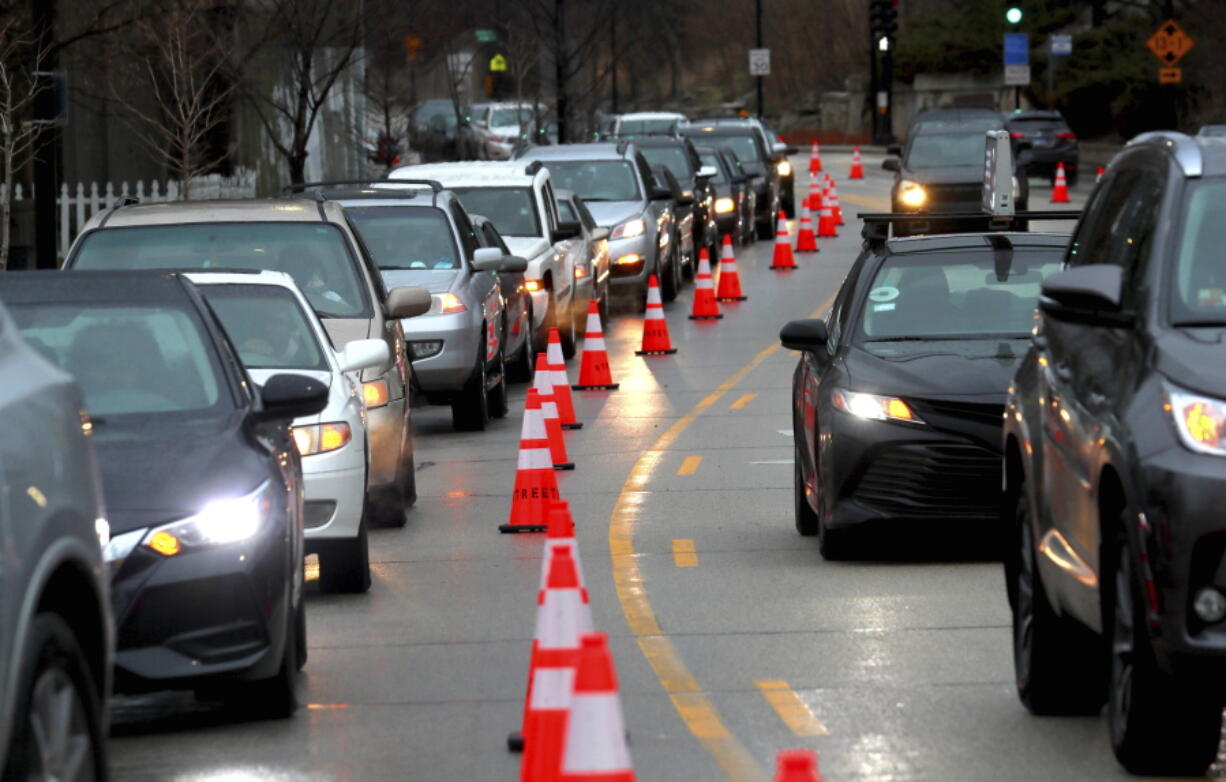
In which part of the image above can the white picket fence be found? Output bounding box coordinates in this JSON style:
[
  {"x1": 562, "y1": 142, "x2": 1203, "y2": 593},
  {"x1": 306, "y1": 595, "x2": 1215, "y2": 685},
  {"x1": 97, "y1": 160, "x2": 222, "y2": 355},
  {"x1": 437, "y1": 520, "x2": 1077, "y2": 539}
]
[{"x1": 3, "y1": 170, "x2": 257, "y2": 257}]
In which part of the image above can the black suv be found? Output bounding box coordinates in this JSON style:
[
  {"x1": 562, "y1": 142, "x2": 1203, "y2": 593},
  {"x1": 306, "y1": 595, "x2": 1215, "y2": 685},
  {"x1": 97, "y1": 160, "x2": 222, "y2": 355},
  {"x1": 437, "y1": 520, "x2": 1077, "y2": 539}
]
[
  {"x1": 1004, "y1": 110, "x2": 1079, "y2": 186},
  {"x1": 680, "y1": 123, "x2": 780, "y2": 240},
  {"x1": 1002, "y1": 131, "x2": 1226, "y2": 776},
  {"x1": 634, "y1": 135, "x2": 719, "y2": 262}
]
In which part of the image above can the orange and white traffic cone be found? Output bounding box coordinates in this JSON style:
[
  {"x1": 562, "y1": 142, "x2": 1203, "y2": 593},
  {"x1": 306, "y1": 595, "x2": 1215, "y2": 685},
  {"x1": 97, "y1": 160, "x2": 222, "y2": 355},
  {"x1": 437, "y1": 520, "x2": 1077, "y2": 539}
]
[
  {"x1": 635, "y1": 275, "x2": 676, "y2": 355},
  {"x1": 808, "y1": 140, "x2": 822, "y2": 174},
  {"x1": 1096, "y1": 165, "x2": 1104, "y2": 184},
  {"x1": 542, "y1": 500, "x2": 585, "y2": 591},
  {"x1": 826, "y1": 174, "x2": 844, "y2": 226},
  {"x1": 770, "y1": 211, "x2": 798, "y2": 271},
  {"x1": 849, "y1": 146, "x2": 864, "y2": 179},
  {"x1": 807, "y1": 175, "x2": 823, "y2": 215},
  {"x1": 715, "y1": 234, "x2": 747, "y2": 301},
  {"x1": 817, "y1": 194, "x2": 837, "y2": 238},
  {"x1": 558, "y1": 633, "x2": 635, "y2": 782},
  {"x1": 688, "y1": 248, "x2": 722, "y2": 320},
  {"x1": 534, "y1": 355, "x2": 574, "y2": 471},
  {"x1": 773, "y1": 750, "x2": 823, "y2": 782},
  {"x1": 795, "y1": 201, "x2": 818, "y2": 253},
  {"x1": 572, "y1": 301, "x2": 618, "y2": 391},
  {"x1": 1051, "y1": 161, "x2": 1070, "y2": 203},
  {"x1": 499, "y1": 388, "x2": 560, "y2": 533},
  {"x1": 546, "y1": 328, "x2": 581, "y2": 430}
]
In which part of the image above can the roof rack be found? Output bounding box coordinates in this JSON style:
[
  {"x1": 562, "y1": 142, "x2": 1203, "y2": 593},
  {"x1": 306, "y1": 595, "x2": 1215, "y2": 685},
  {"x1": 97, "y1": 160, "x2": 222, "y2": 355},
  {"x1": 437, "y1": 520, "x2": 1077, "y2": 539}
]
[
  {"x1": 857, "y1": 211, "x2": 1082, "y2": 246},
  {"x1": 278, "y1": 179, "x2": 443, "y2": 196},
  {"x1": 615, "y1": 139, "x2": 630, "y2": 155}
]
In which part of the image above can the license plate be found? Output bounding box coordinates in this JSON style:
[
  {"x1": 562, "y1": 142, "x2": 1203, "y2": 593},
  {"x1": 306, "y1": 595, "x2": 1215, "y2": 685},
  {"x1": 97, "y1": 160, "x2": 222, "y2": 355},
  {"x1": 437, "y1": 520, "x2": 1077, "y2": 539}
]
[{"x1": 1033, "y1": 137, "x2": 1054, "y2": 148}]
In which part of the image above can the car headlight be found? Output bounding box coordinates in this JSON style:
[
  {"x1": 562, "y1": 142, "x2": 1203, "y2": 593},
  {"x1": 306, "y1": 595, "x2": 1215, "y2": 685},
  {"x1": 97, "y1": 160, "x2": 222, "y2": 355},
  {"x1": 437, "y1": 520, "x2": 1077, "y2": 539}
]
[
  {"x1": 898, "y1": 180, "x2": 927, "y2": 209},
  {"x1": 362, "y1": 379, "x2": 390, "y2": 408},
  {"x1": 832, "y1": 389, "x2": 925, "y2": 425},
  {"x1": 714, "y1": 197, "x2": 736, "y2": 214},
  {"x1": 142, "y1": 481, "x2": 276, "y2": 556},
  {"x1": 610, "y1": 218, "x2": 646, "y2": 240},
  {"x1": 427, "y1": 292, "x2": 466, "y2": 315},
  {"x1": 776, "y1": 160, "x2": 792, "y2": 176},
  {"x1": 1166, "y1": 384, "x2": 1226, "y2": 455},
  {"x1": 292, "y1": 422, "x2": 352, "y2": 456}
]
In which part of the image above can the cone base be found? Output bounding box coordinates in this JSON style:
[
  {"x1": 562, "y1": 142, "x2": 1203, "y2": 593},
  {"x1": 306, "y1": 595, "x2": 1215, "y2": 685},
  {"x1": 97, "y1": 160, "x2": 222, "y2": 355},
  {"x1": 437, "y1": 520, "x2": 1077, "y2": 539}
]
[
  {"x1": 499, "y1": 523, "x2": 547, "y2": 534},
  {"x1": 770, "y1": 265, "x2": 798, "y2": 271},
  {"x1": 716, "y1": 296, "x2": 747, "y2": 302},
  {"x1": 553, "y1": 462, "x2": 575, "y2": 471},
  {"x1": 561, "y1": 422, "x2": 583, "y2": 430},
  {"x1": 688, "y1": 313, "x2": 723, "y2": 320},
  {"x1": 635, "y1": 348, "x2": 677, "y2": 355},
  {"x1": 507, "y1": 732, "x2": 524, "y2": 752},
  {"x1": 795, "y1": 249, "x2": 819, "y2": 254},
  {"x1": 573, "y1": 382, "x2": 619, "y2": 390}
]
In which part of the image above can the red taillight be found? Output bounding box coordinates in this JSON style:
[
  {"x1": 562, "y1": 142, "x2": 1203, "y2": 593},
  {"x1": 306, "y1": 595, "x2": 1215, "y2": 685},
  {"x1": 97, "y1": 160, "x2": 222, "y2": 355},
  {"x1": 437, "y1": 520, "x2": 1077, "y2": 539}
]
[
  {"x1": 1056, "y1": 131, "x2": 1077, "y2": 139},
  {"x1": 1009, "y1": 131, "x2": 1024, "y2": 139}
]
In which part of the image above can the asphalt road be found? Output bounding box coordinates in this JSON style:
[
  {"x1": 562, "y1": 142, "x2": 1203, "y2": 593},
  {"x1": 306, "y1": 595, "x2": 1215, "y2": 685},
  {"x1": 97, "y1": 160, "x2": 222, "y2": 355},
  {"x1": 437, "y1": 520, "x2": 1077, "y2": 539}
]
[{"x1": 106, "y1": 153, "x2": 1171, "y2": 782}]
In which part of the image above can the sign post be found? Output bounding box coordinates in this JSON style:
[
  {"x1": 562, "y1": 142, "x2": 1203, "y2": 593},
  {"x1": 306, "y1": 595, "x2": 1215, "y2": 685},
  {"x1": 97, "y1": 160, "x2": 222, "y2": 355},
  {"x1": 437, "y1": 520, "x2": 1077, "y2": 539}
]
[
  {"x1": 1003, "y1": 33, "x2": 1030, "y2": 109},
  {"x1": 1047, "y1": 34, "x2": 1072, "y2": 98}
]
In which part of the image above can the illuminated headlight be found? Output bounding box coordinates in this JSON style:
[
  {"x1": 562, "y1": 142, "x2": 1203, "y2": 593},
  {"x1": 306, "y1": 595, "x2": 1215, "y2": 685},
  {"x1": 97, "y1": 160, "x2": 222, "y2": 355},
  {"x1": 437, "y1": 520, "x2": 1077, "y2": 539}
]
[
  {"x1": 141, "y1": 482, "x2": 275, "y2": 556},
  {"x1": 610, "y1": 218, "x2": 645, "y2": 240},
  {"x1": 292, "y1": 422, "x2": 352, "y2": 456},
  {"x1": 832, "y1": 389, "x2": 924, "y2": 425},
  {"x1": 776, "y1": 160, "x2": 793, "y2": 176},
  {"x1": 714, "y1": 197, "x2": 736, "y2": 214},
  {"x1": 1195, "y1": 588, "x2": 1226, "y2": 623},
  {"x1": 898, "y1": 180, "x2": 927, "y2": 209},
  {"x1": 427, "y1": 292, "x2": 466, "y2": 315},
  {"x1": 362, "y1": 379, "x2": 390, "y2": 408},
  {"x1": 410, "y1": 340, "x2": 444, "y2": 359},
  {"x1": 1166, "y1": 383, "x2": 1226, "y2": 455}
]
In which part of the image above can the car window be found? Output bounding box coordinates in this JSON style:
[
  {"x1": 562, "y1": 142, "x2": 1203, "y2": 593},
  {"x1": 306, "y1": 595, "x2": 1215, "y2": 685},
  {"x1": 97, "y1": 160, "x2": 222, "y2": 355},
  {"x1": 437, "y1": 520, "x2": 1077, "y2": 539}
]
[
  {"x1": 904, "y1": 133, "x2": 985, "y2": 168},
  {"x1": 450, "y1": 187, "x2": 541, "y2": 238},
  {"x1": 200, "y1": 285, "x2": 328, "y2": 371},
  {"x1": 557, "y1": 199, "x2": 577, "y2": 223},
  {"x1": 345, "y1": 206, "x2": 460, "y2": 271},
  {"x1": 618, "y1": 119, "x2": 677, "y2": 135},
  {"x1": 698, "y1": 152, "x2": 727, "y2": 183},
  {"x1": 542, "y1": 181, "x2": 559, "y2": 230},
  {"x1": 911, "y1": 117, "x2": 1002, "y2": 134},
  {"x1": 479, "y1": 222, "x2": 512, "y2": 254},
  {"x1": 1066, "y1": 168, "x2": 1145, "y2": 272},
  {"x1": 1171, "y1": 178, "x2": 1226, "y2": 324},
  {"x1": 541, "y1": 160, "x2": 641, "y2": 201},
  {"x1": 640, "y1": 147, "x2": 694, "y2": 181},
  {"x1": 70, "y1": 223, "x2": 371, "y2": 318},
  {"x1": 699, "y1": 135, "x2": 762, "y2": 167},
  {"x1": 10, "y1": 303, "x2": 226, "y2": 416},
  {"x1": 857, "y1": 250, "x2": 1063, "y2": 350},
  {"x1": 827, "y1": 258, "x2": 864, "y2": 352}
]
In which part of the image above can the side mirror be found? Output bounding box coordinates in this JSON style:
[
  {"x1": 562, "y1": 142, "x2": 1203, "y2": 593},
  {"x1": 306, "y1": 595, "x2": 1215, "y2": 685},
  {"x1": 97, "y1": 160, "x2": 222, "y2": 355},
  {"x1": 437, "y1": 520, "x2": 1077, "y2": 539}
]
[
  {"x1": 771, "y1": 141, "x2": 788, "y2": 155},
  {"x1": 882, "y1": 158, "x2": 901, "y2": 172},
  {"x1": 590, "y1": 226, "x2": 610, "y2": 242},
  {"x1": 1038, "y1": 265, "x2": 1132, "y2": 326},
  {"x1": 696, "y1": 165, "x2": 718, "y2": 180},
  {"x1": 500, "y1": 255, "x2": 529, "y2": 273},
  {"x1": 887, "y1": 143, "x2": 903, "y2": 156},
  {"x1": 551, "y1": 222, "x2": 582, "y2": 242},
  {"x1": 780, "y1": 319, "x2": 829, "y2": 352},
  {"x1": 650, "y1": 186, "x2": 673, "y2": 200},
  {"x1": 339, "y1": 338, "x2": 390, "y2": 374},
  {"x1": 676, "y1": 191, "x2": 695, "y2": 206},
  {"x1": 473, "y1": 246, "x2": 506, "y2": 271},
  {"x1": 257, "y1": 373, "x2": 329, "y2": 421},
  {"x1": 386, "y1": 285, "x2": 432, "y2": 319}
]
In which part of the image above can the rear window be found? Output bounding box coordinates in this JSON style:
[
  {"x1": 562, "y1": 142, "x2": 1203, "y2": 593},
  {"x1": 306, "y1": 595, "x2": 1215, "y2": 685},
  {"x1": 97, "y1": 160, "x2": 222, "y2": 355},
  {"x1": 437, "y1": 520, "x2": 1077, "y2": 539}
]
[
  {"x1": 201, "y1": 285, "x2": 328, "y2": 371},
  {"x1": 450, "y1": 187, "x2": 541, "y2": 238},
  {"x1": 618, "y1": 119, "x2": 678, "y2": 135},
  {"x1": 71, "y1": 223, "x2": 371, "y2": 319},
  {"x1": 695, "y1": 135, "x2": 763, "y2": 169},
  {"x1": 640, "y1": 147, "x2": 694, "y2": 181},
  {"x1": 542, "y1": 160, "x2": 641, "y2": 202},
  {"x1": 345, "y1": 206, "x2": 461, "y2": 270}
]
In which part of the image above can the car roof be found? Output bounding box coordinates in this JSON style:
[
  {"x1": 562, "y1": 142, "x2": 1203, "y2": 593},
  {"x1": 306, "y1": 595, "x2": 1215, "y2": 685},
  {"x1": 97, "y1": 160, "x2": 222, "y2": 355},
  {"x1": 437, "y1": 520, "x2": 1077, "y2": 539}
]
[
  {"x1": 519, "y1": 142, "x2": 632, "y2": 160},
  {"x1": 679, "y1": 124, "x2": 758, "y2": 137},
  {"x1": 183, "y1": 269, "x2": 300, "y2": 289},
  {"x1": 0, "y1": 269, "x2": 197, "y2": 304},
  {"x1": 913, "y1": 108, "x2": 1002, "y2": 121},
  {"x1": 87, "y1": 198, "x2": 343, "y2": 229},
  {"x1": 389, "y1": 161, "x2": 542, "y2": 187},
  {"x1": 618, "y1": 112, "x2": 686, "y2": 121}
]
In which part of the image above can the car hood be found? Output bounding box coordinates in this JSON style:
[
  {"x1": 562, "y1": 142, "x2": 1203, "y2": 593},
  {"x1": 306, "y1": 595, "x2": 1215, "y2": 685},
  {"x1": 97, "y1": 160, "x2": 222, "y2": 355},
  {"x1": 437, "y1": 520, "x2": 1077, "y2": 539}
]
[
  {"x1": 846, "y1": 340, "x2": 1025, "y2": 401},
  {"x1": 93, "y1": 412, "x2": 267, "y2": 534},
  {"x1": 504, "y1": 236, "x2": 552, "y2": 260},
  {"x1": 583, "y1": 201, "x2": 644, "y2": 229},
  {"x1": 381, "y1": 269, "x2": 458, "y2": 295},
  {"x1": 901, "y1": 165, "x2": 984, "y2": 185},
  {"x1": 1156, "y1": 327, "x2": 1226, "y2": 397}
]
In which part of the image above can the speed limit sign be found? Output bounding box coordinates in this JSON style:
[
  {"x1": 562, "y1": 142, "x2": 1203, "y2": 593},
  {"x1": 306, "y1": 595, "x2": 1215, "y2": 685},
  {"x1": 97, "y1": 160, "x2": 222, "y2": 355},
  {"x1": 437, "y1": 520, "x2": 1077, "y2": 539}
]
[{"x1": 749, "y1": 48, "x2": 771, "y2": 76}]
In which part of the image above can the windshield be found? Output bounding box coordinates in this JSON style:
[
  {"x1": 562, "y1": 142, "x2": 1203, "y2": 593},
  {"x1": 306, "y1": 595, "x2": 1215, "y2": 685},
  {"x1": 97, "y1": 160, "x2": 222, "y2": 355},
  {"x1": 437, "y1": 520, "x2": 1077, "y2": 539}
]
[
  {"x1": 451, "y1": 187, "x2": 541, "y2": 237},
  {"x1": 698, "y1": 153, "x2": 727, "y2": 183},
  {"x1": 10, "y1": 303, "x2": 226, "y2": 417},
  {"x1": 619, "y1": 119, "x2": 677, "y2": 135},
  {"x1": 703, "y1": 136, "x2": 762, "y2": 169},
  {"x1": 490, "y1": 107, "x2": 532, "y2": 127},
  {"x1": 640, "y1": 147, "x2": 694, "y2": 181},
  {"x1": 1172, "y1": 179, "x2": 1226, "y2": 324},
  {"x1": 345, "y1": 206, "x2": 460, "y2": 270},
  {"x1": 201, "y1": 285, "x2": 328, "y2": 371},
  {"x1": 905, "y1": 133, "x2": 986, "y2": 169},
  {"x1": 71, "y1": 223, "x2": 370, "y2": 318},
  {"x1": 858, "y1": 250, "x2": 1062, "y2": 346},
  {"x1": 542, "y1": 160, "x2": 641, "y2": 201}
]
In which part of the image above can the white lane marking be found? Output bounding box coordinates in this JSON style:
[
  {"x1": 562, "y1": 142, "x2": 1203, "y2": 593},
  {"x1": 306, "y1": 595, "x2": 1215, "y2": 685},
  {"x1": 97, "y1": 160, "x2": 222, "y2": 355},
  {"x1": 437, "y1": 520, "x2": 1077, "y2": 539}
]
[
  {"x1": 750, "y1": 459, "x2": 794, "y2": 465},
  {"x1": 776, "y1": 429, "x2": 793, "y2": 437}
]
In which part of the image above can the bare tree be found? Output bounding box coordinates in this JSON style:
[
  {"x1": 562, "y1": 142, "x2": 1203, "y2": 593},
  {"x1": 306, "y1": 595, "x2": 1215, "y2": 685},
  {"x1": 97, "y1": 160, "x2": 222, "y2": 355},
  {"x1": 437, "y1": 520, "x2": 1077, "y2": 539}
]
[{"x1": 0, "y1": 18, "x2": 47, "y2": 270}]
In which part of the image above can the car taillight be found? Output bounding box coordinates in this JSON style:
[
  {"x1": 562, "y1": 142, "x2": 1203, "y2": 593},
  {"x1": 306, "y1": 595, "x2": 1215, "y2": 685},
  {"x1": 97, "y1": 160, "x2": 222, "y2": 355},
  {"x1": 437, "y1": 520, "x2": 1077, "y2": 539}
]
[
  {"x1": 1009, "y1": 132, "x2": 1024, "y2": 139},
  {"x1": 1056, "y1": 131, "x2": 1076, "y2": 139}
]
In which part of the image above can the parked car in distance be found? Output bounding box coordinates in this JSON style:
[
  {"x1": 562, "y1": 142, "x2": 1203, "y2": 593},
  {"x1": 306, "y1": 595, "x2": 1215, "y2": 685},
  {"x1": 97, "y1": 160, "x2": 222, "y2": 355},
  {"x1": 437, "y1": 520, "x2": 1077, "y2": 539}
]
[
  {"x1": 471, "y1": 214, "x2": 536, "y2": 381},
  {"x1": 411, "y1": 99, "x2": 463, "y2": 162},
  {"x1": 64, "y1": 198, "x2": 431, "y2": 525},
  {"x1": 695, "y1": 144, "x2": 757, "y2": 246},
  {"x1": 468, "y1": 102, "x2": 546, "y2": 160},
  {"x1": 0, "y1": 299, "x2": 113, "y2": 781},
  {"x1": 1, "y1": 270, "x2": 330, "y2": 718},
  {"x1": 1005, "y1": 109, "x2": 1079, "y2": 185},
  {"x1": 598, "y1": 111, "x2": 687, "y2": 139},
  {"x1": 190, "y1": 270, "x2": 390, "y2": 594}
]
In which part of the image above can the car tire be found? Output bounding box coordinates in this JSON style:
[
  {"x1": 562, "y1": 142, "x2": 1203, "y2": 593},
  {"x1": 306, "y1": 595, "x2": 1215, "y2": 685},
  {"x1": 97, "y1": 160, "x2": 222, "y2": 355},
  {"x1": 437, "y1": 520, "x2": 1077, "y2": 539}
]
[
  {"x1": 451, "y1": 344, "x2": 490, "y2": 431},
  {"x1": 1009, "y1": 485, "x2": 1106, "y2": 715},
  {"x1": 1106, "y1": 526, "x2": 1222, "y2": 776},
  {"x1": 794, "y1": 443, "x2": 819, "y2": 537},
  {"x1": 225, "y1": 602, "x2": 298, "y2": 719},
  {"x1": 508, "y1": 307, "x2": 535, "y2": 383},
  {"x1": 318, "y1": 518, "x2": 372, "y2": 594},
  {"x1": 658, "y1": 245, "x2": 679, "y2": 303},
  {"x1": 755, "y1": 213, "x2": 774, "y2": 241},
  {"x1": 489, "y1": 344, "x2": 510, "y2": 419},
  {"x1": 2, "y1": 613, "x2": 106, "y2": 782}
]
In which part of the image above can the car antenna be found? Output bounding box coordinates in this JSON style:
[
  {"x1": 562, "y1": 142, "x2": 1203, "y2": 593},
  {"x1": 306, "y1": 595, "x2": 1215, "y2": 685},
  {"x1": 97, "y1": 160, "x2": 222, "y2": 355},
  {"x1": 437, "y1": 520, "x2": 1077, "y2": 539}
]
[{"x1": 986, "y1": 233, "x2": 1013, "y2": 281}]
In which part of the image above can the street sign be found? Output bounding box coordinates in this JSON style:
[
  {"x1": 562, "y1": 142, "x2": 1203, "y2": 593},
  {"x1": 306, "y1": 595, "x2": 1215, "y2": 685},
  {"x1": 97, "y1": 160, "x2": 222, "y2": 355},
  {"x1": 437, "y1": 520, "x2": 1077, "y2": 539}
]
[
  {"x1": 1050, "y1": 34, "x2": 1072, "y2": 55},
  {"x1": 1004, "y1": 33, "x2": 1029, "y2": 66},
  {"x1": 489, "y1": 53, "x2": 507, "y2": 73},
  {"x1": 475, "y1": 28, "x2": 497, "y2": 43},
  {"x1": 1159, "y1": 67, "x2": 1182, "y2": 84},
  {"x1": 1005, "y1": 65, "x2": 1031, "y2": 86},
  {"x1": 748, "y1": 48, "x2": 771, "y2": 76},
  {"x1": 1147, "y1": 20, "x2": 1193, "y2": 65}
]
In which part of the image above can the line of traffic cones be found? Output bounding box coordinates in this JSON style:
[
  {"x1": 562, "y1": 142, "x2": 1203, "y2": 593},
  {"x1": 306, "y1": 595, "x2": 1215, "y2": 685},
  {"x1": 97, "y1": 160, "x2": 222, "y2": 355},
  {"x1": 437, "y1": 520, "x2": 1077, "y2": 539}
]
[
  {"x1": 826, "y1": 174, "x2": 843, "y2": 226},
  {"x1": 1051, "y1": 161, "x2": 1070, "y2": 203},
  {"x1": 499, "y1": 388, "x2": 560, "y2": 534}
]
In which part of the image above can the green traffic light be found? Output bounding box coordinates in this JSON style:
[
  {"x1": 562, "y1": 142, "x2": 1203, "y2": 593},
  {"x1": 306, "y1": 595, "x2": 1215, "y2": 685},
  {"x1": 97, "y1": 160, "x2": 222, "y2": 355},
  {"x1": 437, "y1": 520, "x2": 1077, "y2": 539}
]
[{"x1": 1006, "y1": 7, "x2": 1023, "y2": 23}]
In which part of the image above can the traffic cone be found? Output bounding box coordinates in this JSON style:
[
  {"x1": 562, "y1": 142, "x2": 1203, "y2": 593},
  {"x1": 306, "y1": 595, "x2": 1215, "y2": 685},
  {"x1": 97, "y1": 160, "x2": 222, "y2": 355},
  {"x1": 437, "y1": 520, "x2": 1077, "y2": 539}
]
[
  {"x1": 715, "y1": 234, "x2": 747, "y2": 301},
  {"x1": 770, "y1": 211, "x2": 798, "y2": 271},
  {"x1": 499, "y1": 388, "x2": 559, "y2": 534},
  {"x1": 559, "y1": 633, "x2": 635, "y2": 782},
  {"x1": 817, "y1": 194, "x2": 837, "y2": 238},
  {"x1": 635, "y1": 275, "x2": 677, "y2": 355},
  {"x1": 546, "y1": 328, "x2": 581, "y2": 430},
  {"x1": 849, "y1": 146, "x2": 864, "y2": 179},
  {"x1": 807, "y1": 175, "x2": 823, "y2": 214},
  {"x1": 542, "y1": 500, "x2": 585, "y2": 591},
  {"x1": 572, "y1": 301, "x2": 618, "y2": 391},
  {"x1": 795, "y1": 202, "x2": 818, "y2": 253},
  {"x1": 1096, "y1": 165, "x2": 1104, "y2": 184},
  {"x1": 1050, "y1": 161, "x2": 1070, "y2": 203},
  {"x1": 826, "y1": 174, "x2": 844, "y2": 225},
  {"x1": 534, "y1": 354, "x2": 574, "y2": 471},
  {"x1": 808, "y1": 140, "x2": 822, "y2": 174},
  {"x1": 688, "y1": 248, "x2": 722, "y2": 320},
  {"x1": 773, "y1": 750, "x2": 823, "y2": 782}
]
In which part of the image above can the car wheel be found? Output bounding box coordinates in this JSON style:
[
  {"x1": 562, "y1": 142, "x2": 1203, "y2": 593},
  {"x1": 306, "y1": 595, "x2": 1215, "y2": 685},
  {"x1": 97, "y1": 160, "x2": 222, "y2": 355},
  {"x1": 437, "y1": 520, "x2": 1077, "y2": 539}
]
[
  {"x1": 560, "y1": 293, "x2": 577, "y2": 360},
  {"x1": 489, "y1": 343, "x2": 510, "y2": 419},
  {"x1": 2, "y1": 613, "x2": 105, "y2": 782},
  {"x1": 1009, "y1": 485, "x2": 1105, "y2": 714},
  {"x1": 451, "y1": 344, "x2": 490, "y2": 431},
  {"x1": 755, "y1": 212, "x2": 774, "y2": 241},
  {"x1": 318, "y1": 518, "x2": 372, "y2": 594},
  {"x1": 794, "y1": 443, "x2": 819, "y2": 537},
  {"x1": 658, "y1": 245, "x2": 679, "y2": 303},
  {"x1": 1107, "y1": 526, "x2": 1222, "y2": 775},
  {"x1": 508, "y1": 307, "x2": 535, "y2": 383},
  {"x1": 225, "y1": 602, "x2": 298, "y2": 719}
]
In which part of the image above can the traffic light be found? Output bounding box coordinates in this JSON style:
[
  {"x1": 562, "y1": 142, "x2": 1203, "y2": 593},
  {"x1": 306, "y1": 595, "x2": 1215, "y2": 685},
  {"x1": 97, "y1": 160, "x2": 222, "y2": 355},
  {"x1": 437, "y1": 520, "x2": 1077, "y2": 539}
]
[
  {"x1": 1006, "y1": 7, "x2": 1022, "y2": 24},
  {"x1": 869, "y1": 0, "x2": 898, "y2": 39}
]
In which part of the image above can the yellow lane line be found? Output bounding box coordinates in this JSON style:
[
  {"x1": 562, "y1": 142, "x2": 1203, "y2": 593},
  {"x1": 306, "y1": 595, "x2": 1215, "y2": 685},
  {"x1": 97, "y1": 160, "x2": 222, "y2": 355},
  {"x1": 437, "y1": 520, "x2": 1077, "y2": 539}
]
[
  {"x1": 840, "y1": 192, "x2": 891, "y2": 211},
  {"x1": 609, "y1": 292, "x2": 836, "y2": 781},
  {"x1": 671, "y1": 539, "x2": 699, "y2": 567},
  {"x1": 677, "y1": 455, "x2": 703, "y2": 476},
  {"x1": 730, "y1": 393, "x2": 758, "y2": 410},
  {"x1": 754, "y1": 680, "x2": 831, "y2": 737}
]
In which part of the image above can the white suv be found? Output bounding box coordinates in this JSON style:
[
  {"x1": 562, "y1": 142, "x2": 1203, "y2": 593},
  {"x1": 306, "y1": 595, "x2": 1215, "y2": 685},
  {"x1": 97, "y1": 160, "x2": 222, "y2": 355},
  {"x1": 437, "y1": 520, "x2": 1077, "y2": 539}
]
[{"x1": 389, "y1": 160, "x2": 590, "y2": 356}]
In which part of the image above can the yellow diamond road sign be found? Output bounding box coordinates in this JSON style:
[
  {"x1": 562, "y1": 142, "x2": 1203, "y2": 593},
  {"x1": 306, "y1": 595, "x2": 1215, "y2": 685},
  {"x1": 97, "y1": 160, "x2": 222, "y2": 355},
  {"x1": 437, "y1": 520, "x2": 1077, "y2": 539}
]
[
  {"x1": 1147, "y1": 19, "x2": 1193, "y2": 66},
  {"x1": 489, "y1": 53, "x2": 508, "y2": 73}
]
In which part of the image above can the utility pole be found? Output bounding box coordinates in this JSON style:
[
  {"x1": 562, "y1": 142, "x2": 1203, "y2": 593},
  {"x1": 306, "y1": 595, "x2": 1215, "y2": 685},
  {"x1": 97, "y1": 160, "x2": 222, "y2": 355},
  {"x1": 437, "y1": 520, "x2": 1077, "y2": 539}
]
[
  {"x1": 755, "y1": 0, "x2": 763, "y2": 118},
  {"x1": 554, "y1": 0, "x2": 567, "y2": 143},
  {"x1": 32, "y1": 0, "x2": 57, "y2": 269}
]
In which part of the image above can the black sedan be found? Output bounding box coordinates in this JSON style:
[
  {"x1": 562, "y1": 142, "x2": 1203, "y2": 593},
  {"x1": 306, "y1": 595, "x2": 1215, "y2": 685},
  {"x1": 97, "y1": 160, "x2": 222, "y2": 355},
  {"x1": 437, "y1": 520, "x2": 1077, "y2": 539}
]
[
  {"x1": 695, "y1": 144, "x2": 758, "y2": 246},
  {"x1": 781, "y1": 229, "x2": 1066, "y2": 559},
  {"x1": 0, "y1": 271, "x2": 327, "y2": 717}
]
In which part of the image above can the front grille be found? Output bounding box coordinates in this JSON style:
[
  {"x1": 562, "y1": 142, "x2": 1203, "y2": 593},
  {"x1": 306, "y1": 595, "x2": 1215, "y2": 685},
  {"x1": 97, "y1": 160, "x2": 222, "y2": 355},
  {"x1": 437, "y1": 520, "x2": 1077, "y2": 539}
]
[
  {"x1": 852, "y1": 442, "x2": 999, "y2": 518},
  {"x1": 908, "y1": 398, "x2": 1005, "y2": 428}
]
